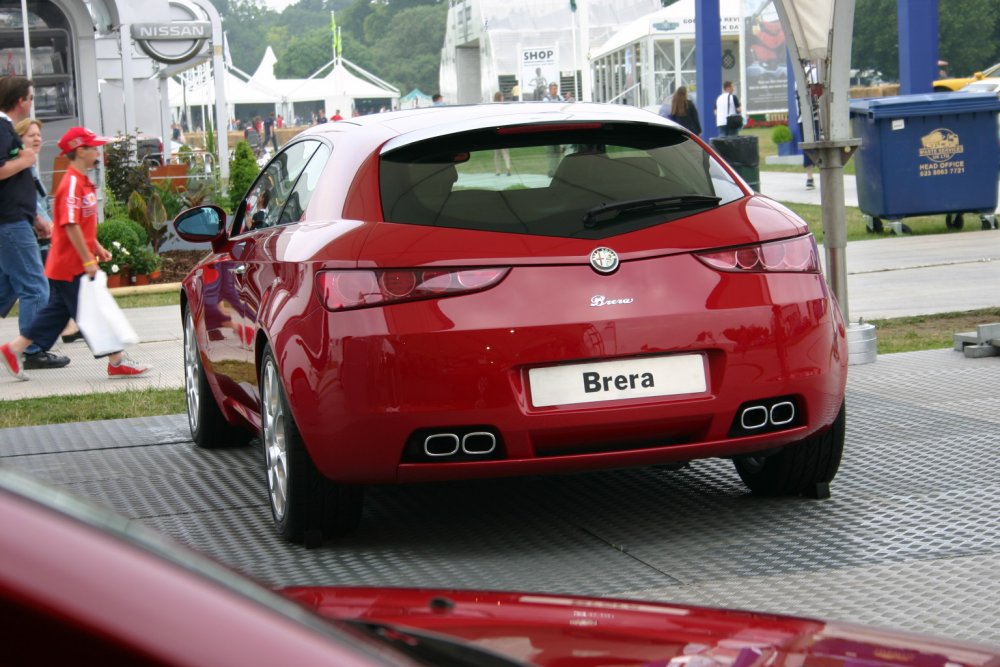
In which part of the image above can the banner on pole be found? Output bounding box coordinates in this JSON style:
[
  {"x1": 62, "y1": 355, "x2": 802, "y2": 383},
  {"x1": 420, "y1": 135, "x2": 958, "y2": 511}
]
[{"x1": 520, "y1": 47, "x2": 559, "y2": 101}]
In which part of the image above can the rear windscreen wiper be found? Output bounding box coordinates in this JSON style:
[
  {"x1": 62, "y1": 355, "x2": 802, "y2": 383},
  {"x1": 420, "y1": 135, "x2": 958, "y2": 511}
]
[
  {"x1": 342, "y1": 620, "x2": 529, "y2": 666},
  {"x1": 583, "y1": 195, "x2": 721, "y2": 228}
]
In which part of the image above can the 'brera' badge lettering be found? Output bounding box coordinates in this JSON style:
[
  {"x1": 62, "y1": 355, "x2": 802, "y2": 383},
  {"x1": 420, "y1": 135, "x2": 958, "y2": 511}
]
[
  {"x1": 527, "y1": 354, "x2": 705, "y2": 407},
  {"x1": 583, "y1": 372, "x2": 655, "y2": 393}
]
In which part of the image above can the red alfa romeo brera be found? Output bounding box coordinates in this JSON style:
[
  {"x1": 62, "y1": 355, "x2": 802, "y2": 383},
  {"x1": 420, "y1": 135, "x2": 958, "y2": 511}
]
[{"x1": 174, "y1": 102, "x2": 848, "y2": 543}]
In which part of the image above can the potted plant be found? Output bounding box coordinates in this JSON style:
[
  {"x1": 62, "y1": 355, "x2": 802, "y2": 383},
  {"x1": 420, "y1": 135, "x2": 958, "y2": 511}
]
[
  {"x1": 96, "y1": 217, "x2": 142, "y2": 287},
  {"x1": 126, "y1": 247, "x2": 164, "y2": 285},
  {"x1": 771, "y1": 124, "x2": 797, "y2": 156}
]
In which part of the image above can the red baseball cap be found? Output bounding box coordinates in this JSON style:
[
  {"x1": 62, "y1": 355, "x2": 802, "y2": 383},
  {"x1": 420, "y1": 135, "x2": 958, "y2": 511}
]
[{"x1": 58, "y1": 127, "x2": 112, "y2": 155}]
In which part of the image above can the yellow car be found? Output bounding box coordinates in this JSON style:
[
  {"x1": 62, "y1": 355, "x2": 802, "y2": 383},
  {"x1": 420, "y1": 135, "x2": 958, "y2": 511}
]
[{"x1": 934, "y1": 62, "x2": 1000, "y2": 91}]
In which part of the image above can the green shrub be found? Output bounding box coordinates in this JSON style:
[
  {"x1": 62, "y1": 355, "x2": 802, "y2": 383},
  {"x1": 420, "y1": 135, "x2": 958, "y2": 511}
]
[
  {"x1": 127, "y1": 246, "x2": 163, "y2": 275},
  {"x1": 205, "y1": 122, "x2": 216, "y2": 155},
  {"x1": 104, "y1": 190, "x2": 129, "y2": 220},
  {"x1": 771, "y1": 124, "x2": 794, "y2": 144},
  {"x1": 125, "y1": 217, "x2": 148, "y2": 246},
  {"x1": 104, "y1": 132, "x2": 153, "y2": 206},
  {"x1": 127, "y1": 190, "x2": 168, "y2": 252},
  {"x1": 228, "y1": 140, "x2": 259, "y2": 213},
  {"x1": 154, "y1": 180, "x2": 186, "y2": 220},
  {"x1": 96, "y1": 217, "x2": 142, "y2": 276}
]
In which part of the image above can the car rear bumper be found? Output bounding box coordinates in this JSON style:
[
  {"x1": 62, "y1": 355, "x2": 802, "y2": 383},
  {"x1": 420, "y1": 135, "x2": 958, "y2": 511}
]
[{"x1": 280, "y1": 260, "x2": 847, "y2": 484}]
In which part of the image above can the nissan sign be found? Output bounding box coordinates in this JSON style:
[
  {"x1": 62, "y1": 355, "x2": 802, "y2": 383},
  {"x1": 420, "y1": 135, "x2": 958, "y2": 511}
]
[
  {"x1": 132, "y1": 23, "x2": 210, "y2": 40},
  {"x1": 131, "y1": 0, "x2": 210, "y2": 65}
]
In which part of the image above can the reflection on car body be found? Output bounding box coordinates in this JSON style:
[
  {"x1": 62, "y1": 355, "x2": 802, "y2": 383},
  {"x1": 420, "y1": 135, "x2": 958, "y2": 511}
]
[{"x1": 4, "y1": 466, "x2": 999, "y2": 666}]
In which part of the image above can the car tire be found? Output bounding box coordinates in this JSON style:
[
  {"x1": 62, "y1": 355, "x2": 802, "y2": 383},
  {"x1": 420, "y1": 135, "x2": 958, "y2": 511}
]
[
  {"x1": 183, "y1": 307, "x2": 248, "y2": 448},
  {"x1": 260, "y1": 346, "x2": 363, "y2": 543},
  {"x1": 734, "y1": 402, "x2": 845, "y2": 496}
]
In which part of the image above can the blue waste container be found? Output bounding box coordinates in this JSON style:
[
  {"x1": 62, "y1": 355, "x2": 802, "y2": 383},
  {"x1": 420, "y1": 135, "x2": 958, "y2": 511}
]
[{"x1": 849, "y1": 92, "x2": 1000, "y2": 226}]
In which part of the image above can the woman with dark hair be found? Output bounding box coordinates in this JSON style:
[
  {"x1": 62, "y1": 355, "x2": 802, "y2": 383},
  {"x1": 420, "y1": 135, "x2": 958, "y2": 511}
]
[{"x1": 667, "y1": 86, "x2": 702, "y2": 135}]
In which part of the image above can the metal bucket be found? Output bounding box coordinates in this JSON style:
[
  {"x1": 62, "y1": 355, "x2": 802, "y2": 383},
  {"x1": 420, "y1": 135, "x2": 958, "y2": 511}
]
[{"x1": 847, "y1": 322, "x2": 877, "y2": 365}]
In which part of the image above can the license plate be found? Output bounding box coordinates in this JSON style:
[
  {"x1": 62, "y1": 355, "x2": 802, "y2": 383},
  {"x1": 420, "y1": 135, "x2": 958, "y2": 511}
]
[{"x1": 528, "y1": 354, "x2": 706, "y2": 408}]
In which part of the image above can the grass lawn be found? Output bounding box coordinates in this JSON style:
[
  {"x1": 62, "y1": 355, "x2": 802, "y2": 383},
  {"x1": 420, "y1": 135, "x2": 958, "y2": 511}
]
[
  {"x1": 7, "y1": 289, "x2": 180, "y2": 317},
  {"x1": 116, "y1": 291, "x2": 180, "y2": 309},
  {"x1": 743, "y1": 126, "x2": 857, "y2": 176},
  {"x1": 0, "y1": 388, "x2": 187, "y2": 429}
]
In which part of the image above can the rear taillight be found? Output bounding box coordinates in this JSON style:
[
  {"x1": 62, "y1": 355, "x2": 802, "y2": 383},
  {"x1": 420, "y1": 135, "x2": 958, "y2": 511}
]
[
  {"x1": 315, "y1": 268, "x2": 510, "y2": 311},
  {"x1": 695, "y1": 235, "x2": 819, "y2": 273}
]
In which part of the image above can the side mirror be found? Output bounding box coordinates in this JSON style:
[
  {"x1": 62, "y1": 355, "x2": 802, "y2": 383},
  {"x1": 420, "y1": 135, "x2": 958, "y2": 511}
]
[{"x1": 174, "y1": 205, "x2": 227, "y2": 247}]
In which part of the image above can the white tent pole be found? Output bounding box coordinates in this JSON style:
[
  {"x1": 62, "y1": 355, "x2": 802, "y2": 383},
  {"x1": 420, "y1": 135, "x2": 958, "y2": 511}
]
[
  {"x1": 207, "y1": 9, "x2": 230, "y2": 181},
  {"x1": 120, "y1": 26, "x2": 137, "y2": 141},
  {"x1": 159, "y1": 77, "x2": 172, "y2": 162},
  {"x1": 184, "y1": 81, "x2": 193, "y2": 136},
  {"x1": 579, "y1": 0, "x2": 591, "y2": 101},
  {"x1": 571, "y1": 7, "x2": 578, "y2": 98},
  {"x1": 20, "y1": 0, "x2": 33, "y2": 116}
]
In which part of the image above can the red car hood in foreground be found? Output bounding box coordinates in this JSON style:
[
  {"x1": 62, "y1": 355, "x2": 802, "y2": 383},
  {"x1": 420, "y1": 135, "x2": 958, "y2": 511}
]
[{"x1": 284, "y1": 587, "x2": 1000, "y2": 667}]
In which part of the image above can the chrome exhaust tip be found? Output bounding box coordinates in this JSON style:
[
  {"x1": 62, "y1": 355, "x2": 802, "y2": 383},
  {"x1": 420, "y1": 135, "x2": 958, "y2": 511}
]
[
  {"x1": 424, "y1": 433, "x2": 460, "y2": 457},
  {"x1": 740, "y1": 405, "x2": 769, "y2": 430},
  {"x1": 461, "y1": 432, "x2": 497, "y2": 455},
  {"x1": 769, "y1": 401, "x2": 795, "y2": 426}
]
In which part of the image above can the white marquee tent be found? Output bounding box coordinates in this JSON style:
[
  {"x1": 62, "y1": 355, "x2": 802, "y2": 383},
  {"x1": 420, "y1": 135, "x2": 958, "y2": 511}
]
[
  {"x1": 588, "y1": 0, "x2": 744, "y2": 109},
  {"x1": 169, "y1": 47, "x2": 399, "y2": 124}
]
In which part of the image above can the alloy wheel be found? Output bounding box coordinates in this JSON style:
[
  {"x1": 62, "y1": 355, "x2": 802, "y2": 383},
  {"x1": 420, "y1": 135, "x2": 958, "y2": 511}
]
[
  {"x1": 262, "y1": 360, "x2": 289, "y2": 520},
  {"x1": 183, "y1": 312, "x2": 200, "y2": 435}
]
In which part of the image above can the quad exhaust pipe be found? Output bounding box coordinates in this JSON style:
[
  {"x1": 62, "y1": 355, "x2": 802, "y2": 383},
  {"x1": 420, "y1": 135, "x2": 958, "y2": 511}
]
[
  {"x1": 423, "y1": 431, "x2": 497, "y2": 457},
  {"x1": 740, "y1": 401, "x2": 796, "y2": 431}
]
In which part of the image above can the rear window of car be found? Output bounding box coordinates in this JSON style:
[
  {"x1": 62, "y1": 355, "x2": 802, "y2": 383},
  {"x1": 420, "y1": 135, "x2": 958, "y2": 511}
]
[{"x1": 379, "y1": 122, "x2": 744, "y2": 239}]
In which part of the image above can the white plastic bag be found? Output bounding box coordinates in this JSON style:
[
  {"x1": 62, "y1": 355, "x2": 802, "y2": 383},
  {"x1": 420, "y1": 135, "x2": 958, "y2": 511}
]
[{"x1": 77, "y1": 271, "x2": 139, "y2": 356}]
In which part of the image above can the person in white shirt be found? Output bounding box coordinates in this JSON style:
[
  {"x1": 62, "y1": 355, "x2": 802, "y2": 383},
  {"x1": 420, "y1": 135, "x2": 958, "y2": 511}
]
[
  {"x1": 714, "y1": 81, "x2": 742, "y2": 136},
  {"x1": 543, "y1": 83, "x2": 565, "y2": 176}
]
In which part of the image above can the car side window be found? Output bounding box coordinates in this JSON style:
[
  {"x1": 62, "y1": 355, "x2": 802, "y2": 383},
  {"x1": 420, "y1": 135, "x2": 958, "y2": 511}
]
[
  {"x1": 240, "y1": 140, "x2": 320, "y2": 233},
  {"x1": 276, "y1": 144, "x2": 331, "y2": 224}
]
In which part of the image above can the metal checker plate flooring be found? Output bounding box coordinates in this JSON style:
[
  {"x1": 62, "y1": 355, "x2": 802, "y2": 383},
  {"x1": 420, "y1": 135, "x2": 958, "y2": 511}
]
[{"x1": 2, "y1": 348, "x2": 999, "y2": 646}]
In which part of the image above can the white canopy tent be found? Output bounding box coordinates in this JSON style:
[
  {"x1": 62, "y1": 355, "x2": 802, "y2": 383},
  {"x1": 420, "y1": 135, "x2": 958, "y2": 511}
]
[
  {"x1": 169, "y1": 46, "x2": 399, "y2": 124},
  {"x1": 589, "y1": 0, "x2": 744, "y2": 109}
]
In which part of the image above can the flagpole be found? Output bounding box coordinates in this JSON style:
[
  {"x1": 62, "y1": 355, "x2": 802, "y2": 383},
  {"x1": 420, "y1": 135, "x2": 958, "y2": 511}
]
[
  {"x1": 20, "y1": 0, "x2": 34, "y2": 115},
  {"x1": 331, "y1": 11, "x2": 337, "y2": 67}
]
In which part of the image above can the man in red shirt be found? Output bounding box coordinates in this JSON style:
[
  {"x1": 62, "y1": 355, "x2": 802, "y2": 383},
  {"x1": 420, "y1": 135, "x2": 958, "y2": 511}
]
[{"x1": 0, "y1": 127, "x2": 149, "y2": 381}]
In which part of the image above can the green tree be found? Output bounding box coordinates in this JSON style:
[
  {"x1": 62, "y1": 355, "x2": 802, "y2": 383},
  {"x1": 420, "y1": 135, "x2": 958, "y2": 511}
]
[
  {"x1": 228, "y1": 141, "x2": 260, "y2": 213},
  {"x1": 938, "y1": 0, "x2": 1000, "y2": 77},
  {"x1": 212, "y1": 0, "x2": 454, "y2": 96},
  {"x1": 370, "y1": 5, "x2": 447, "y2": 93},
  {"x1": 851, "y1": 0, "x2": 899, "y2": 81},
  {"x1": 273, "y1": 28, "x2": 335, "y2": 78},
  {"x1": 852, "y1": 0, "x2": 1000, "y2": 82},
  {"x1": 205, "y1": 0, "x2": 279, "y2": 72}
]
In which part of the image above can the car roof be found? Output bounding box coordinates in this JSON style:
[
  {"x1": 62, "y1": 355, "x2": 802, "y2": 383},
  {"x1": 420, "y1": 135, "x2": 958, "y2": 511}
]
[{"x1": 294, "y1": 102, "x2": 681, "y2": 152}]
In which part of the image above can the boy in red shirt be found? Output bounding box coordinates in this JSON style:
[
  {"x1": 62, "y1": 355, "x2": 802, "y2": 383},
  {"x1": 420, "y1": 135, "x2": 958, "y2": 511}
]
[{"x1": 0, "y1": 127, "x2": 149, "y2": 380}]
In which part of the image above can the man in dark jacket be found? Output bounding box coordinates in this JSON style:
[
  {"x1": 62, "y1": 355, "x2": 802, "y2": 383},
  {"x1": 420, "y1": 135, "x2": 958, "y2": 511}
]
[{"x1": 0, "y1": 76, "x2": 68, "y2": 370}]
